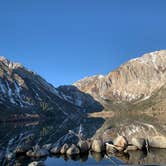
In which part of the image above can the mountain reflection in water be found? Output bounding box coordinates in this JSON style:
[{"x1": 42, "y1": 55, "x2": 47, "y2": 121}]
[{"x1": 0, "y1": 116, "x2": 166, "y2": 165}]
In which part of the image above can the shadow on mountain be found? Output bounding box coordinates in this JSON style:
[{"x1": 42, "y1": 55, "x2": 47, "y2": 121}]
[
  {"x1": 0, "y1": 85, "x2": 106, "y2": 165},
  {"x1": 58, "y1": 85, "x2": 104, "y2": 113}
]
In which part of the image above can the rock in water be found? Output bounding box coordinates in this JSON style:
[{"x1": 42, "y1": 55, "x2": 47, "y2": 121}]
[
  {"x1": 60, "y1": 144, "x2": 69, "y2": 154},
  {"x1": 28, "y1": 161, "x2": 45, "y2": 166},
  {"x1": 113, "y1": 136, "x2": 128, "y2": 150},
  {"x1": 102, "y1": 129, "x2": 113, "y2": 144},
  {"x1": 125, "y1": 145, "x2": 138, "y2": 152},
  {"x1": 66, "y1": 144, "x2": 80, "y2": 155},
  {"x1": 131, "y1": 138, "x2": 146, "y2": 150},
  {"x1": 91, "y1": 151, "x2": 104, "y2": 162},
  {"x1": 26, "y1": 145, "x2": 49, "y2": 158},
  {"x1": 50, "y1": 144, "x2": 61, "y2": 154},
  {"x1": 106, "y1": 143, "x2": 118, "y2": 154},
  {"x1": 149, "y1": 136, "x2": 166, "y2": 148},
  {"x1": 42, "y1": 144, "x2": 52, "y2": 151},
  {"x1": 15, "y1": 144, "x2": 31, "y2": 154},
  {"x1": 77, "y1": 141, "x2": 89, "y2": 153},
  {"x1": 91, "y1": 139, "x2": 104, "y2": 153}
]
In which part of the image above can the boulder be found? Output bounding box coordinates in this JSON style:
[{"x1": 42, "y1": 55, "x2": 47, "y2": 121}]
[
  {"x1": 66, "y1": 144, "x2": 80, "y2": 155},
  {"x1": 91, "y1": 139, "x2": 104, "y2": 153},
  {"x1": 113, "y1": 136, "x2": 128, "y2": 150},
  {"x1": 26, "y1": 145, "x2": 49, "y2": 158},
  {"x1": 86, "y1": 139, "x2": 92, "y2": 149},
  {"x1": 131, "y1": 138, "x2": 146, "y2": 150},
  {"x1": 149, "y1": 136, "x2": 166, "y2": 148},
  {"x1": 102, "y1": 129, "x2": 113, "y2": 144},
  {"x1": 91, "y1": 151, "x2": 104, "y2": 162},
  {"x1": 106, "y1": 143, "x2": 118, "y2": 154},
  {"x1": 125, "y1": 145, "x2": 138, "y2": 151},
  {"x1": 15, "y1": 144, "x2": 31, "y2": 154},
  {"x1": 42, "y1": 144, "x2": 52, "y2": 151},
  {"x1": 5, "y1": 152, "x2": 14, "y2": 160},
  {"x1": 50, "y1": 144, "x2": 61, "y2": 154},
  {"x1": 28, "y1": 161, "x2": 45, "y2": 166},
  {"x1": 77, "y1": 141, "x2": 89, "y2": 153},
  {"x1": 60, "y1": 144, "x2": 69, "y2": 154}
]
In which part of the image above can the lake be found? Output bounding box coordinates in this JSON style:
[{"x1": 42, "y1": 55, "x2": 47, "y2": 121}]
[{"x1": 0, "y1": 116, "x2": 166, "y2": 165}]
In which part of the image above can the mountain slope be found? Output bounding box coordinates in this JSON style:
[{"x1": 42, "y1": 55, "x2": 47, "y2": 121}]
[
  {"x1": 0, "y1": 57, "x2": 102, "y2": 121},
  {"x1": 74, "y1": 50, "x2": 166, "y2": 106}
]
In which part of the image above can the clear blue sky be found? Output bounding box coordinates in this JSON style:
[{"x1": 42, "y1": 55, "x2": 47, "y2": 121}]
[{"x1": 0, "y1": 0, "x2": 166, "y2": 86}]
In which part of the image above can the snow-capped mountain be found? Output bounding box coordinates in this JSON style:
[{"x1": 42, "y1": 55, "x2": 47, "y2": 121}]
[
  {"x1": 0, "y1": 57, "x2": 101, "y2": 121},
  {"x1": 0, "y1": 50, "x2": 166, "y2": 121}
]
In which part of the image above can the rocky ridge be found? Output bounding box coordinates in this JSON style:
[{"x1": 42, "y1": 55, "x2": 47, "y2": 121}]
[
  {"x1": 74, "y1": 50, "x2": 166, "y2": 104},
  {"x1": 0, "y1": 56, "x2": 102, "y2": 121}
]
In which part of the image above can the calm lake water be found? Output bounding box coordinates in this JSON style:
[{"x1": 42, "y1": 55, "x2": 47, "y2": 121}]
[{"x1": 0, "y1": 116, "x2": 166, "y2": 165}]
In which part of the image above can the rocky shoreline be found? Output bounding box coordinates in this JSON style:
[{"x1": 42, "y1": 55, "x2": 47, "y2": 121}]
[{"x1": 1, "y1": 127, "x2": 166, "y2": 166}]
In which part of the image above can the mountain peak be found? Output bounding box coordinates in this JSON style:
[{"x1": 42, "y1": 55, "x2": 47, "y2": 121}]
[
  {"x1": 129, "y1": 50, "x2": 166, "y2": 63},
  {"x1": 0, "y1": 56, "x2": 23, "y2": 69},
  {"x1": 74, "y1": 50, "x2": 166, "y2": 102}
]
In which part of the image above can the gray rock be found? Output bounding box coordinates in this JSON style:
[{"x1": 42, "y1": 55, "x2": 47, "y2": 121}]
[
  {"x1": 113, "y1": 136, "x2": 128, "y2": 150},
  {"x1": 149, "y1": 136, "x2": 166, "y2": 148},
  {"x1": 131, "y1": 138, "x2": 146, "y2": 150},
  {"x1": 77, "y1": 141, "x2": 89, "y2": 153},
  {"x1": 60, "y1": 144, "x2": 69, "y2": 154},
  {"x1": 50, "y1": 144, "x2": 61, "y2": 154},
  {"x1": 26, "y1": 145, "x2": 49, "y2": 158},
  {"x1": 66, "y1": 144, "x2": 80, "y2": 155},
  {"x1": 28, "y1": 161, "x2": 45, "y2": 166},
  {"x1": 5, "y1": 152, "x2": 14, "y2": 160},
  {"x1": 15, "y1": 144, "x2": 31, "y2": 153},
  {"x1": 91, "y1": 139, "x2": 104, "y2": 153},
  {"x1": 42, "y1": 144, "x2": 52, "y2": 151}
]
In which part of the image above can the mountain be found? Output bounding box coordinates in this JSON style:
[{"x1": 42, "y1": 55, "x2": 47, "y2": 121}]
[
  {"x1": 74, "y1": 50, "x2": 166, "y2": 112},
  {"x1": 0, "y1": 50, "x2": 165, "y2": 121},
  {"x1": 0, "y1": 57, "x2": 102, "y2": 122},
  {"x1": 73, "y1": 50, "x2": 166, "y2": 145}
]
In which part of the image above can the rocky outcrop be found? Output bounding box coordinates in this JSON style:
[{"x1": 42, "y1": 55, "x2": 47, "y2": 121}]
[{"x1": 74, "y1": 50, "x2": 166, "y2": 104}]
